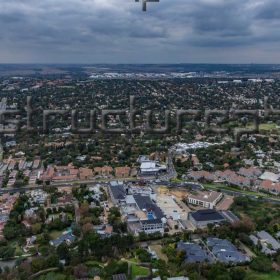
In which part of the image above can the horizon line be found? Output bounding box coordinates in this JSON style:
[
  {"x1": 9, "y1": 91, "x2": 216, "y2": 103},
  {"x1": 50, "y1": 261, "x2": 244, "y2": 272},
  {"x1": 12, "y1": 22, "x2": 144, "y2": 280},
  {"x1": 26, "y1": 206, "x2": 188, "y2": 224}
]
[{"x1": 0, "y1": 63, "x2": 280, "y2": 66}]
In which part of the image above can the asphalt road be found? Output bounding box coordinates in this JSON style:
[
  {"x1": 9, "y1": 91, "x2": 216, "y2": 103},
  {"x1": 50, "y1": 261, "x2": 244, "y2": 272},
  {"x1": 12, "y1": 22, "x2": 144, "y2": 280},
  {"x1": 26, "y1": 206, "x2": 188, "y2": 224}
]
[
  {"x1": 0, "y1": 178, "x2": 137, "y2": 194},
  {"x1": 211, "y1": 188, "x2": 280, "y2": 204},
  {"x1": 1, "y1": 149, "x2": 280, "y2": 205},
  {"x1": 2, "y1": 179, "x2": 280, "y2": 204}
]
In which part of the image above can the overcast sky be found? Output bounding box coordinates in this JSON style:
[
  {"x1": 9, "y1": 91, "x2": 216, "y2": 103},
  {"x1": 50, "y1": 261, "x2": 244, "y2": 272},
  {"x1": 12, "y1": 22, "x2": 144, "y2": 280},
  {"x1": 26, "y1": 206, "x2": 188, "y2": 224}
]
[{"x1": 0, "y1": 0, "x2": 280, "y2": 64}]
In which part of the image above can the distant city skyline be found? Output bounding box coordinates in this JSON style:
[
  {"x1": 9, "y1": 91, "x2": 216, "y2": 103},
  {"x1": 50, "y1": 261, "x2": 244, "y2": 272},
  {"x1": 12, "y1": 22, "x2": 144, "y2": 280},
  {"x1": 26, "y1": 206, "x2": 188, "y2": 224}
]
[{"x1": 0, "y1": 0, "x2": 280, "y2": 64}]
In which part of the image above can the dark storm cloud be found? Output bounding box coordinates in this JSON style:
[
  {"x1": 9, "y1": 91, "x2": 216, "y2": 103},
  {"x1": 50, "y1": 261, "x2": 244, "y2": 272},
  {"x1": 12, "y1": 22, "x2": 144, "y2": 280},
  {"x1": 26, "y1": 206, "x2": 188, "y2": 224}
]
[
  {"x1": 0, "y1": 0, "x2": 279, "y2": 63},
  {"x1": 256, "y1": 0, "x2": 280, "y2": 20},
  {"x1": 189, "y1": 0, "x2": 252, "y2": 36}
]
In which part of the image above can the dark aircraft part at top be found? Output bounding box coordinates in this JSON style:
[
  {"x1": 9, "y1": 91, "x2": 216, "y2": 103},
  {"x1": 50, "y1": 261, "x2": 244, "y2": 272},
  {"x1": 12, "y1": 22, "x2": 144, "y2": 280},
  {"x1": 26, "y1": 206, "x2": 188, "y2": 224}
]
[{"x1": 135, "y1": 0, "x2": 160, "y2": 11}]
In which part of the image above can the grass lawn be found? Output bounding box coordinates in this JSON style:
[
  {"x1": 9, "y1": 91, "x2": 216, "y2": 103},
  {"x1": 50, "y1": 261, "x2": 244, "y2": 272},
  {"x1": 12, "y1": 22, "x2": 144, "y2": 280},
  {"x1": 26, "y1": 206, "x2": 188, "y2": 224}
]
[
  {"x1": 170, "y1": 178, "x2": 183, "y2": 183},
  {"x1": 149, "y1": 244, "x2": 168, "y2": 262},
  {"x1": 130, "y1": 264, "x2": 149, "y2": 280},
  {"x1": 49, "y1": 230, "x2": 63, "y2": 240},
  {"x1": 204, "y1": 182, "x2": 256, "y2": 194},
  {"x1": 245, "y1": 271, "x2": 280, "y2": 280},
  {"x1": 85, "y1": 260, "x2": 104, "y2": 268},
  {"x1": 127, "y1": 257, "x2": 138, "y2": 263},
  {"x1": 231, "y1": 198, "x2": 280, "y2": 226},
  {"x1": 204, "y1": 182, "x2": 280, "y2": 201},
  {"x1": 204, "y1": 183, "x2": 259, "y2": 196},
  {"x1": 246, "y1": 122, "x2": 279, "y2": 131},
  {"x1": 10, "y1": 241, "x2": 24, "y2": 256}
]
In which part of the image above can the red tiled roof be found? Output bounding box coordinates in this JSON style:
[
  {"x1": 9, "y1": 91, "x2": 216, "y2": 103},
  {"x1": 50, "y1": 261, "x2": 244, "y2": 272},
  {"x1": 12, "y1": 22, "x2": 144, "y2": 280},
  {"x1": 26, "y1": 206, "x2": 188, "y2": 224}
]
[
  {"x1": 79, "y1": 168, "x2": 93, "y2": 177},
  {"x1": 115, "y1": 166, "x2": 130, "y2": 176},
  {"x1": 260, "y1": 180, "x2": 280, "y2": 192}
]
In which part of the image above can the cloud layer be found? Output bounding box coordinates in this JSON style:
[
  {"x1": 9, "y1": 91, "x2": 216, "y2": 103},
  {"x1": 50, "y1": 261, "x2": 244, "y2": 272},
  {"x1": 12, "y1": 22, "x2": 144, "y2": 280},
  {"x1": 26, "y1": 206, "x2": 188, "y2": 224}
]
[{"x1": 0, "y1": 0, "x2": 279, "y2": 63}]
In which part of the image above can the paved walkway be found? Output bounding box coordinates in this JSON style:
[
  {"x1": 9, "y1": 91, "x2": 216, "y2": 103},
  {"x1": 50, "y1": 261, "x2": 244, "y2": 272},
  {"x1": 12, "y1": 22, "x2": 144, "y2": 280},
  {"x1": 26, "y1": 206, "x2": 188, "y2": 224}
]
[{"x1": 239, "y1": 242, "x2": 256, "y2": 258}]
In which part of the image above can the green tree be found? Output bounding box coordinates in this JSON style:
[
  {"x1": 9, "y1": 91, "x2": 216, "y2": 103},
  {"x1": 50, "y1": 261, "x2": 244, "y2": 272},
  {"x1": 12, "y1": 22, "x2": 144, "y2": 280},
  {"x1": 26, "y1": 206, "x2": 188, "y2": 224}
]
[
  {"x1": 32, "y1": 223, "x2": 42, "y2": 234},
  {"x1": 250, "y1": 256, "x2": 272, "y2": 273},
  {"x1": 0, "y1": 246, "x2": 15, "y2": 259},
  {"x1": 46, "y1": 254, "x2": 59, "y2": 267},
  {"x1": 207, "y1": 263, "x2": 230, "y2": 280},
  {"x1": 31, "y1": 257, "x2": 46, "y2": 273},
  {"x1": 57, "y1": 242, "x2": 70, "y2": 264},
  {"x1": 230, "y1": 267, "x2": 247, "y2": 280}
]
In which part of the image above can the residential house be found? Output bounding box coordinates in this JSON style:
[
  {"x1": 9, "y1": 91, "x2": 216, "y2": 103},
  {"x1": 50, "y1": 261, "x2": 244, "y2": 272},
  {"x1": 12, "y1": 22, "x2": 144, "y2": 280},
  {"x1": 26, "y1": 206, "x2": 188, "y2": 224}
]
[
  {"x1": 226, "y1": 175, "x2": 251, "y2": 188},
  {"x1": 79, "y1": 167, "x2": 93, "y2": 180},
  {"x1": 259, "y1": 180, "x2": 280, "y2": 194},
  {"x1": 22, "y1": 220, "x2": 32, "y2": 229},
  {"x1": 250, "y1": 231, "x2": 280, "y2": 255},
  {"x1": 207, "y1": 237, "x2": 249, "y2": 264},
  {"x1": 238, "y1": 167, "x2": 262, "y2": 179},
  {"x1": 49, "y1": 229, "x2": 75, "y2": 247},
  {"x1": 52, "y1": 164, "x2": 78, "y2": 182},
  {"x1": 94, "y1": 166, "x2": 113, "y2": 176},
  {"x1": 177, "y1": 240, "x2": 211, "y2": 263},
  {"x1": 32, "y1": 159, "x2": 41, "y2": 169},
  {"x1": 112, "y1": 274, "x2": 127, "y2": 280},
  {"x1": 115, "y1": 167, "x2": 131, "y2": 178},
  {"x1": 259, "y1": 171, "x2": 280, "y2": 182},
  {"x1": 40, "y1": 165, "x2": 55, "y2": 181},
  {"x1": 187, "y1": 171, "x2": 215, "y2": 182}
]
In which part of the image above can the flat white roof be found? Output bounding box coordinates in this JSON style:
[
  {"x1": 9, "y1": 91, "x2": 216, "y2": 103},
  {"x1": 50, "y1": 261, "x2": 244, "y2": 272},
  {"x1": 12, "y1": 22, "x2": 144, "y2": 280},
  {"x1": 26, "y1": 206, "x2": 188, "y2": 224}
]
[
  {"x1": 259, "y1": 172, "x2": 280, "y2": 182},
  {"x1": 126, "y1": 195, "x2": 136, "y2": 204},
  {"x1": 141, "y1": 161, "x2": 156, "y2": 169}
]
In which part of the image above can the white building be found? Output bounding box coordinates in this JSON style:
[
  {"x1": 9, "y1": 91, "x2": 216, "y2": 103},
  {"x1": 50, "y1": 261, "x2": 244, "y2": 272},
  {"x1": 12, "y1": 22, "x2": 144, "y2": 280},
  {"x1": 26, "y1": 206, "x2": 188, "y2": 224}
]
[
  {"x1": 259, "y1": 172, "x2": 280, "y2": 182},
  {"x1": 140, "y1": 161, "x2": 166, "y2": 176},
  {"x1": 187, "y1": 191, "x2": 223, "y2": 209},
  {"x1": 140, "y1": 219, "x2": 165, "y2": 234}
]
